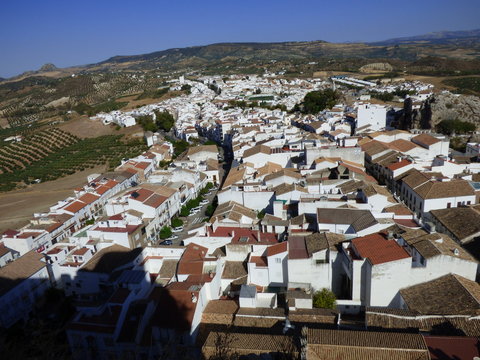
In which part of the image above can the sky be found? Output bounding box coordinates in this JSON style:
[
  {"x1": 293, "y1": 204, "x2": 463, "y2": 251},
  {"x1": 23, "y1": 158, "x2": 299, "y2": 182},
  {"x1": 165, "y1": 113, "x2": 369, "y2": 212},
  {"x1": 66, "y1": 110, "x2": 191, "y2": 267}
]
[{"x1": 1, "y1": 0, "x2": 479, "y2": 78}]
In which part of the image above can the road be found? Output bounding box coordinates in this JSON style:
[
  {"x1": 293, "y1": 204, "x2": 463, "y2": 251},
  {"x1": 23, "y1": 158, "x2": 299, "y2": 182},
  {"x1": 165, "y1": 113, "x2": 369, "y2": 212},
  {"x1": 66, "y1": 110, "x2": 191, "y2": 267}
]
[{"x1": 170, "y1": 186, "x2": 219, "y2": 245}]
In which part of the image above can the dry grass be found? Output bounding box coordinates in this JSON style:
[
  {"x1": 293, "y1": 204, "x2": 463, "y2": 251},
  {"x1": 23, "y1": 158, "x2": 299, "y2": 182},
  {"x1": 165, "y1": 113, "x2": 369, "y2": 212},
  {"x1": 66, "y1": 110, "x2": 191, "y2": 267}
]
[{"x1": 0, "y1": 165, "x2": 106, "y2": 232}]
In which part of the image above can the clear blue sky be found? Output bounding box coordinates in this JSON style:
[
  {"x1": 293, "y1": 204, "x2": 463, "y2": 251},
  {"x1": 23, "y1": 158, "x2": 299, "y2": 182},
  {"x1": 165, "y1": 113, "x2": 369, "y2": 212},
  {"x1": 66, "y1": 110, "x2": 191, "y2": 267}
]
[{"x1": 1, "y1": 0, "x2": 479, "y2": 78}]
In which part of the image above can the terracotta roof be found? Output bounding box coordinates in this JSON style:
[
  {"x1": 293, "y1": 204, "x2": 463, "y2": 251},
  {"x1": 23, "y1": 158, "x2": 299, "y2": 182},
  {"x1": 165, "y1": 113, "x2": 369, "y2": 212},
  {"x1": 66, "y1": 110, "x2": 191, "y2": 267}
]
[
  {"x1": 130, "y1": 188, "x2": 154, "y2": 202},
  {"x1": 352, "y1": 233, "x2": 410, "y2": 265},
  {"x1": 412, "y1": 133, "x2": 440, "y2": 147},
  {"x1": 72, "y1": 247, "x2": 89, "y2": 256},
  {"x1": 249, "y1": 256, "x2": 268, "y2": 267},
  {"x1": 424, "y1": 335, "x2": 480, "y2": 360},
  {"x1": 387, "y1": 159, "x2": 412, "y2": 171},
  {"x1": 388, "y1": 139, "x2": 418, "y2": 153},
  {"x1": 383, "y1": 203, "x2": 413, "y2": 216},
  {"x1": 267, "y1": 241, "x2": 288, "y2": 257},
  {"x1": 63, "y1": 200, "x2": 87, "y2": 213},
  {"x1": 288, "y1": 235, "x2": 309, "y2": 260},
  {"x1": 78, "y1": 193, "x2": 100, "y2": 204},
  {"x1": 143, "y1": 193, "x2": 166, "y2": 208}
]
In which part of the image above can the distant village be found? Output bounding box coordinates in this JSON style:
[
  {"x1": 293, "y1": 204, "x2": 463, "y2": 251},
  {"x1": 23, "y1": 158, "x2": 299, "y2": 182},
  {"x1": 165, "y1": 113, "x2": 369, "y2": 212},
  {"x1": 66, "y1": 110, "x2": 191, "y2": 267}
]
[{"x1": 2, "y1": 73, "x2": 480, "y2": 359}]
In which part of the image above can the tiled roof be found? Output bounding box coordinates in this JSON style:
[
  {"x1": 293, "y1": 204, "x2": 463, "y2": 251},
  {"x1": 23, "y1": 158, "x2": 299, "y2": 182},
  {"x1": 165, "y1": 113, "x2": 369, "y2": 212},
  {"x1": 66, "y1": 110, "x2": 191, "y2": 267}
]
[
  {"x1": 264, "y1": 169, "x2": 302, "y2": 182},
  {"x1": 412, "y1": 133, "x2": 440, "y2": 147},
  {"x1": 430, "y1": 207, "x2": 480, "y2": 242},
  {"x1": 414, "y1": 179, "x2": 475, "y2": 200},
  {"x1": 401, "y1": 230, "x2": 476, "y2": 262},
  {"x1": 317, "y1": 208, "x2": 378, "y2": 232},
  {"x1": 158, "y1": 259, "x2": 179, "y2": 279},
  {"x1": 242, "y1": 144, "x2": 271, "y2": 158},
  {"x1": 366, "y1": 307, "x2": 480, "y2": 336},
  {"x1": 352, "y1": 233, "x2": 410, "y2": 265},
  {"x1": 267, "y1": 241, "x2": 288, "y2": 257},
  {"x1": 387, "y1": 159, "x2": 412, "y2": 171},
  {"x1": 305, "y1": 232, "x2": 345, "y2": 254},
  {"x1": 203, "y1": 332, "x2": 297, "y2": 353},
  {"x1": 222, "y1": 261, "x2": 247, "y2": 279},
  {"x1": 424, "y1": 335, "x2": 480, "y2": 360},
  {"x1": 288, "y1": 235, "x2": 309, "y2": 260},
  {"x1": 0, "y1": 251, "x2": 46, "y2": 297},
  {"x1": 307, "y1": 328, "x2": 428, "y2": 349},
  {"x1": 399, "y1": 274, "x2": 480, "y2": 315},
  {"x1": 249, "y1": 256, "x2": 268, "y2": 267},
  {"x1": 63, "y1": 200, "x2": 88, "y2": 213}
]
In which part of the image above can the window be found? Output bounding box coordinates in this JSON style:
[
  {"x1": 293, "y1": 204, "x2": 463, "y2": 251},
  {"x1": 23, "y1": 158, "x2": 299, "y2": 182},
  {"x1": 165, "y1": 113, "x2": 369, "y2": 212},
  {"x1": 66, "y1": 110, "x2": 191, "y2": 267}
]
[
  {"x1": 447, "y1": 202, "x2": 451, "y2": 208},
  {"x1": 275, "y1": 258, "x2": 281, "y2": 264},
  {"x1": 467, "y1": 201, "x2": 471, "y2": 205},
  {"x1": 458, "y1": 202, "x2": 461, "y2": 207},
  {"x1": 316, "y1": 259, "x2": 328, "y2": 265}
]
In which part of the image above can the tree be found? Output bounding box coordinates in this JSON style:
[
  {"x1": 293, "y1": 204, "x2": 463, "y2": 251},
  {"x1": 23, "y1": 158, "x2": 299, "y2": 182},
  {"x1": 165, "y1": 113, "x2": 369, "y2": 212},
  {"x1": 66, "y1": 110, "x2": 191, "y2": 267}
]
[
  {"x1": 313, "y1": 288, "x2": 336, "y2": 309},
  {"x1": 171, "y1": 218, "x2": 184, "y2": 228},
  {"x1": 181, "y1": 84, "x2": 192, "y2": 94},
  {"x1": 160, "y1": 226, "x2": 172, "y2": 239},
  {"x1": 155, "y1": 110, "x2": 175, "y2": 132},
  {"x1": 302, "y1": 89, "x2": 338, "y2": 114},
  {"x1": 436, "y1": 119, "x2": 476, "y2": 135}
]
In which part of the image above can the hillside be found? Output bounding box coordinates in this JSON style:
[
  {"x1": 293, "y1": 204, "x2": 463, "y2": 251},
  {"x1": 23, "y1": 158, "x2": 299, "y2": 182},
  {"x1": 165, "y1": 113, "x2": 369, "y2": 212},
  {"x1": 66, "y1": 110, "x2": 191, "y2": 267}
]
[{"x1": 0, "y1": 30, "x2": 479, "y2": 140}]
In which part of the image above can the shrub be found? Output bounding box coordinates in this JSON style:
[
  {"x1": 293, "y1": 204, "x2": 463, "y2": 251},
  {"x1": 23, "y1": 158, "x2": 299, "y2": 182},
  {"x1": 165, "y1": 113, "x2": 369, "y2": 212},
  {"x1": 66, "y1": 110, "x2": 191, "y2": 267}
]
[
  {"x1": 171, "y1": 218, "x2": 184, "y2": 228},
  {"x1": 313, "y1": 288, "x2": 337, "y2": 309},
  {"x1": 160, "y1": 226, "x2": 172, "y2": 239}
]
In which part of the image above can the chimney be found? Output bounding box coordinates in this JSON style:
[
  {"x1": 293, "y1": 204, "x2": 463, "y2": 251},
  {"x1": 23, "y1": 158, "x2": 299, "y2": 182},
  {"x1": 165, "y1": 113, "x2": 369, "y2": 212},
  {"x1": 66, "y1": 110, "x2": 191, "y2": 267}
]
[
  {"x1": 257, "y1": 229, "x2": 261, "y2": 242},
  {"x1": 386, "y1": 231, "x2": 394, "y2": 240},
  {"x1": 191, "y1": 293, "x2": 197, "y2": 303},
  {"x1": 454, "y1": 248, "x2": 460, "y2": 256},
  {"x1": 231, "y1": 230, "x2": 235, "y2": 239}
]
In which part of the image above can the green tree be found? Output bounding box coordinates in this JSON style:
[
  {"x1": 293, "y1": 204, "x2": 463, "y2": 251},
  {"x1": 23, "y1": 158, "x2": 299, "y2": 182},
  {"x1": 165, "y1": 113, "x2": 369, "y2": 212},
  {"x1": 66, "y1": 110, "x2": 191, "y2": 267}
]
[
  {"x1": 171, "y1": 218, "x2": 184, "y2": 228},
  {"x1": 313, "y1": 288, "x2": 337, "y2": 309},
  {"x1": 160, "y1": 226, "x2": 172, "y2": 239},
  {"x1": 302, "y1": 89, "x2": 338, "y2": 114},
  {"x1": 155, "y1": 110, "x2": 175, "y2": 132},
  {"x1": 436, "y1": 119, "x2": 476, "y2": 135}
]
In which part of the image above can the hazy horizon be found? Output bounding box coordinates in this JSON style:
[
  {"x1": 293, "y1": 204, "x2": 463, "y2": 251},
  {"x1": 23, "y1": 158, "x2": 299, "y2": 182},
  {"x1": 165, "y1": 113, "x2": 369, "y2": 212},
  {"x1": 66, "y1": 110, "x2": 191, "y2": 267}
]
[{"x1": 1, "y1": 0, "x2": 480, "y2": 78}]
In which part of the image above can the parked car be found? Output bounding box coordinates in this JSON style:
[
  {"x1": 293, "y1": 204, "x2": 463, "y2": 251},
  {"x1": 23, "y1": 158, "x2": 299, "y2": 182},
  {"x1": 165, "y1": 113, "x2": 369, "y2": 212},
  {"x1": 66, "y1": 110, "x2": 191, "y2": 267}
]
[
  {"x1": 192, "y1": 206, "x2": 202, "y2": 211},
  {"x1": 200, "y1": 199, "x2": 209, "y2": 205},
  {"x1": 189, "y1": 209, "x2": 199, "y2": 216},
  {"x1": 173, "y1": 226, "x2": 184, "y2": 232},
  {"x1": 159, "y1": 240, "x2": 173, "y2": 246}
]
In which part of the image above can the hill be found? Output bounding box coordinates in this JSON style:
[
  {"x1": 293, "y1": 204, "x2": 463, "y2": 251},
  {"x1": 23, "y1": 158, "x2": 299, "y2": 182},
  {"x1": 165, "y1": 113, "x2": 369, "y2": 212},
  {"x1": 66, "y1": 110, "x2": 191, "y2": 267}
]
[{"x1": 372, "y1": 29, "x2": 480, "y2": 45}]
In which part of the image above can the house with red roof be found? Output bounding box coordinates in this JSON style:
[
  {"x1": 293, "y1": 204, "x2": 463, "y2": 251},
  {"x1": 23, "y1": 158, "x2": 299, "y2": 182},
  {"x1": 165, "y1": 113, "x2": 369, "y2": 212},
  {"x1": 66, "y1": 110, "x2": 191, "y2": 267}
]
[{"x1": 340, "y1": 232, "x2": 412, "y2": 309}]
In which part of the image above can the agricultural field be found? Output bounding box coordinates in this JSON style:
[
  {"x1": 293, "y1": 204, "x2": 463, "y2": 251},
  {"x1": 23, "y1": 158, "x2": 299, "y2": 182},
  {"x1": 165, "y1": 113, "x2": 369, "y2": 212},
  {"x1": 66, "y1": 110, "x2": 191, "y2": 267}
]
[
  {"x1": 442, "y1": 76, "x2": 480, "y2": 95},
  {"x1": 0, "y1": 129, "x2": 146, "y2": 192}
]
